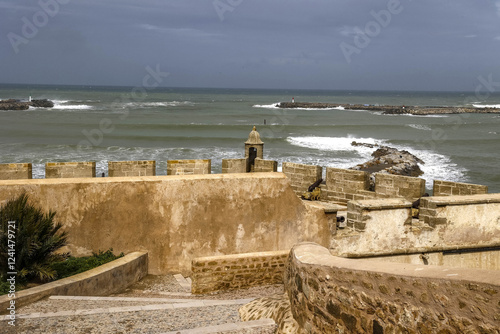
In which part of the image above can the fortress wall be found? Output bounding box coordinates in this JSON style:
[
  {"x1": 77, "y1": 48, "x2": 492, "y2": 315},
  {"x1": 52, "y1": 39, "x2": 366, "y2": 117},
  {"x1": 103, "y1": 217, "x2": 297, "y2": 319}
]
[
  {"x1": 191, "y1": 250, "x2": 288, "y2": 294},
  {"x1": 433, "y1": 179, "x2": 488, "y2": 196},
  {"x1": 108, "y1": 160, "x2": 156, "y2": 177},
  {"x1": 0, "y1": 163, "x2": 32, "y2": 180},
  {"x1": 221, "y1": 159, "x2": 247, "y2": 174},
  {"x1": 285, "y1": 243, "x2": 500, "y2": 334},
  {"x1": 282, "y1": 162, "x2": 322, "y2": 196},
  {"x1": 45, "y1": 161, "x2": 96, "y2": 179},
  {"x1": 325, "y1": 167, "x2": 371, "y2": 203},
  {"x1": 333, "y1": 194, "x2": 500, "y2": 258},
  {"x1": 0, "y1": 173, "x2": 329, "y2": 275},
  {"x1": 253, "y1": 158, "x2": 277, "y2": 173},
  {"x1": 166, "y1": 159, "x2": 211, "y2": 175},
  {"x1": 374, "y1": 173, "x2": 426, "y2": 200}
]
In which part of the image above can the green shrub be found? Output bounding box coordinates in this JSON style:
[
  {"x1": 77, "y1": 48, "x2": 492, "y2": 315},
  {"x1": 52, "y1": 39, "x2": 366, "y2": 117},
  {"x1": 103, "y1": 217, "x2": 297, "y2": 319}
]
[
  {"x1": 0, "y1": 193, "x2": 68, "y2": 283},
  {"x1": 51, "y1": 249, "x2": 124, "y2": 279}
]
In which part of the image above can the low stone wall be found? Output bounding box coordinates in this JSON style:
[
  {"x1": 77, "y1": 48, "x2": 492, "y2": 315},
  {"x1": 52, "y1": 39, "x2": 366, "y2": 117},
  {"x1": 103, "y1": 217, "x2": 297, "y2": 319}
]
[
  {"x1": 0, "y1": 173, "x2": 328, "y2": 274},
  {"x1": 167, "y1": 159, "x2": 211, "y2": 175},
  {"x1": 45, "y1": 162, "x2": 96, "y2": 179},
  {"x1": 0, "y1": 163, "x2": 32, "y2": 180},
  {"x1": 108, "y1": 160, "x2": 156, "y2": 177},
  {"x1": 325, "y1": 167, "x2": 371, "y2": 203},
  {"x1": 253, "y1": 158, "x2": 277, "y2": 173},
  {"x1": 282, "y1": 162, "x2": 322, "y2": 196},
  {"x1": 222, "y1": 158, "x2": 247, "y2": 174},
  {"x1": 374, "y1": 172, "x2": 425, "y2": 200},
  {"x1": 285, "y1": 243, "x2": 500, "y2": 333},
  {"x1": 191, "y1": 250, "x2": 289, "y2": 294},
  {"x1": 0, "y1": 251, "x2": 147, "y2": 312},
  {"x1": 433, "y1": 179, "x2": 488, "y2": 196}
]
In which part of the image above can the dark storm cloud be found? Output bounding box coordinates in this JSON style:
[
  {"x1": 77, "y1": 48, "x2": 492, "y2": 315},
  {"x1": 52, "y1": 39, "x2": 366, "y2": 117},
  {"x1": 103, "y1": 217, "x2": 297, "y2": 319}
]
[{"x1": 1, "y1": 0, "x2": 500, "y2": 90}]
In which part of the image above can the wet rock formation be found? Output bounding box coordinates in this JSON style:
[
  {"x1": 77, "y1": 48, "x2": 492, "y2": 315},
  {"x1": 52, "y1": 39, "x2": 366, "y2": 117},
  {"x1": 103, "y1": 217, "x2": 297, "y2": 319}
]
[{"x1": 0, "y1": 99, "x2": 54, "y2": 110}]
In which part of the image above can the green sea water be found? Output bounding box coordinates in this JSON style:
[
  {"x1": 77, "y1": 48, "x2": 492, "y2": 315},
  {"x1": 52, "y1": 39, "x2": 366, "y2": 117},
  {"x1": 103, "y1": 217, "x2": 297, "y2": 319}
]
[{"x1": 1, "y1": 84, "x2": 499, "y2": 192}]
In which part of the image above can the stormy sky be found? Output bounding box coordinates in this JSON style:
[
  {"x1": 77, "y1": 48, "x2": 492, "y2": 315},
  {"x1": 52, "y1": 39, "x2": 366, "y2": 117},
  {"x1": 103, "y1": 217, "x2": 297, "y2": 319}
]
[{"x1": 1, "y1": 0, "x2": 500, "y2": 91}]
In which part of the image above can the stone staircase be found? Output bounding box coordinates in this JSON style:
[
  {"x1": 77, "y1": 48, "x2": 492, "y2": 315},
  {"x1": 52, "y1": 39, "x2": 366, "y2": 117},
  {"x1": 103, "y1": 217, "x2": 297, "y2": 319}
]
[{"x1": 1, "y1": 274, "x2": 277, "y2": 334}]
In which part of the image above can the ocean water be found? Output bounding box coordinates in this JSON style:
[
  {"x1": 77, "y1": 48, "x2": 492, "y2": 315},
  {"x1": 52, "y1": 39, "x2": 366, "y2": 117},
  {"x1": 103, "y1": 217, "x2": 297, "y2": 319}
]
[{"x1": 1, "y1": 84, "x2": 499, "y2": 193}]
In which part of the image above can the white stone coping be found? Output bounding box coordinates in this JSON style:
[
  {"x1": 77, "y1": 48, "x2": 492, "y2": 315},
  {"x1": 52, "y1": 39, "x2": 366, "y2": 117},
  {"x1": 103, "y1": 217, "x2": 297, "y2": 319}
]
[{"x1": 422, "y1": 193, "x2": 500, "y2": 207}]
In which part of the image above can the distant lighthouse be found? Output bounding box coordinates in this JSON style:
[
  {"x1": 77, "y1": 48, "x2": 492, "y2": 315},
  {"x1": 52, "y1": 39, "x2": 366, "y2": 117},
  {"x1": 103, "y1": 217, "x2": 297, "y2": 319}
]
[{"x1": 292, "y1": 97, "x2": 295, "y2": 103}]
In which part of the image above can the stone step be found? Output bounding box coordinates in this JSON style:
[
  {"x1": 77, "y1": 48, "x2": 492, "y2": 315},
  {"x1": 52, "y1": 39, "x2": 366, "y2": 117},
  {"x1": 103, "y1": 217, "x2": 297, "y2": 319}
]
[
  {"x1": 173, "y1": 273, "x2": 192, "y2": 292},
  {"x1": 161, "y1": 318, "x2": 276, "y2": 334},
  {"x1": 4, "y1": 297, "x2": 255, "y2": 321}
]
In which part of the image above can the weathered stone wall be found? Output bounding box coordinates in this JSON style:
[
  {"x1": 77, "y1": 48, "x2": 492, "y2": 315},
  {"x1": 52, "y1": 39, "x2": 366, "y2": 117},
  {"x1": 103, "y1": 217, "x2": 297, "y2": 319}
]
[
  {"x1": 191, "y1": 250, "x2": 288, "y2": 294},
  {"x1": 285, "y1": 243, "x2": 500, "y2": 334},
  {"x1": 0, "y1": 163, "x2": 32, "y2": 180},
  {"x1": 333, "y1": 194, "x2": 500, "y2": 258},
  {"x1": 166, "y1": 159, "x2": 211, "y2": 175},
  {"x1": 0, "y1": 173, "x2": 329, "y2": 275},
  {"x1": 325, "y1": 167, "x2": 371, "y2": 203},
  {"x1": 253, "y1": 158, "x2": 278, "y2": 173},
  {"x1": 108, "y1": 160, "x2": 156, "y2": 177},
  {"x1": 45, "y1": 161, "x2": 96, "y2": 178},
  {"x1": 374, "y1": 172, "x2": 425, "y2": 200},
  {"x1": 221, "y1": 158, "x2": 247, "y2": 174},
  {"x1": 0, "y1": 251, "x2": 147, "y2": 312},
  {"x1": 433, "y1": 179, "x2": 488, "y2": 196},
  {"x1": 282, "y1": 162, "x2": 322, "y2": 196}
]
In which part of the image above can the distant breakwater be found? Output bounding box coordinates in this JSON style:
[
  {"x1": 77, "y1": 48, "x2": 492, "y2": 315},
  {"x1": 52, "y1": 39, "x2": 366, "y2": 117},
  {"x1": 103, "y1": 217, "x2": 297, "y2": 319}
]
[
  {"x1": 0, "y1": 99, "x2": 54, "y2": 110},
  {"x1": 278, "y1": 102, "x2": 500, "y2": 115}
]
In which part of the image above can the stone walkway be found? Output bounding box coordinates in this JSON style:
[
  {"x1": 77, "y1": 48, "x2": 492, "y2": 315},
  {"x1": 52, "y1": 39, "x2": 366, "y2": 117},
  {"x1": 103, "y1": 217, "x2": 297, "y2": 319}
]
[{"x1": 1, "y1": 274, "x2": 280, "y2": 334}]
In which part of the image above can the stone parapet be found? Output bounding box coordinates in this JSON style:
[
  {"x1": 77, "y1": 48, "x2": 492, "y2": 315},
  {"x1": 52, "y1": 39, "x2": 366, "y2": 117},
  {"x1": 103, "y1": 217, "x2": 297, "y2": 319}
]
[
  {"x1": 282, "y1": 162, "x2": 322, "y2": 196},
  {"x1": 253, "y1": 158, "x2": 277, "y2": 173},
  {"x1": 433, "y1": 179, "x2": 488, "y2": 196},
  {"x1": 167, "y1": 159, "x2": 211, "y2": 175},
  {"x1": 108, "y1": 160, "x2": 156, "y2": 177},
  {"x1": 325, "y1": 168, "x2": 369, "y2": 203},
  {"x1": 45, "y1": 161, "x2": 96, "y2": 179},
  {"x1": 284, "y1": 242, "x2": 500, "y2": 334},
  {"x1": 221, "y1": 158, "x2": 247, "y2": 174},
  {"x1": 0, "y1": 163, "x2": 32, "y2": 180},
  {"x1": 191, "y1": 250, "x2": 289, "y2": 294},
  {"x1": 374, "y1": 172, "x2": 425, "y2": 200}
]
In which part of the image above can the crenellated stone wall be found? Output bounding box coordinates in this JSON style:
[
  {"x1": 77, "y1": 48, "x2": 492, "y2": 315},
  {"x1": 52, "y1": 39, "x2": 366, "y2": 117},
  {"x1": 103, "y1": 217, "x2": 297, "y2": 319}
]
[
  {"x1": 325, "y1": 167, "x2": 371, "y2": 203},
  {"x1": 222, "y1": 158, "x2": 248, "y2": 174},
  {"x1": 108, "y1": 160, "x2": 156, "y2": 177},
  {"x1": 433, "y1": 179, "x2": 488, "y2": 196},
  {"x1": 282, "y1": 162, "x2": 322, "y2": 196},
  {"x1": 166, "y1": 159, "x2": 211, "y2": 175},
  {"x1": 0, "y1": 163, "x2": 32, "y2": 180},
  {"x1": 374, "y1": 172, "x2": 426, "y2": 200},
  {"x1": 253, "y1": 158, "x2": 278, "y2": 173},
  {"x1": 333, "y1": 193, "x2": 500, "y2": 258},
  {"x1": 45, "y1": 161, "x2": 96, "y2": 179},
  {"x1": 191, "y1": 250, "x2": 289, "y2": 294},
  {"x1": 284, "y1": 243, "x2": 500, "y2": 334}
]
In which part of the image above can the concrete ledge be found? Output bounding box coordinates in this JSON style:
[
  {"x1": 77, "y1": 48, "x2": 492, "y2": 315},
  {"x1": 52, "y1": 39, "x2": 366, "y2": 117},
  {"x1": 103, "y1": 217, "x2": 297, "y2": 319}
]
[
  {"x1": 285, "y1": 242, "x2": 500, "y2": 333},
  {"x1": 161, "y1": 319, "x2": 277, "y2": 334},
  {"x1": 0, "y1": 251, "x2": 148, "y2": 312},
  {"x1": 347, "y1": 198, "x2": 412, "y2": 211},
  {"x1": 422, "y1": 193, "x2": 500, "y2": 207}
]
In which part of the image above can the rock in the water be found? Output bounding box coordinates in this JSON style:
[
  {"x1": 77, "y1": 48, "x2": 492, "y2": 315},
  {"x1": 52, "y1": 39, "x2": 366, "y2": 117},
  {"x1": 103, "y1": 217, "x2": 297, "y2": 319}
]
[{"x1": 0, "y1": 99, "x2": 54, "y2": 110}]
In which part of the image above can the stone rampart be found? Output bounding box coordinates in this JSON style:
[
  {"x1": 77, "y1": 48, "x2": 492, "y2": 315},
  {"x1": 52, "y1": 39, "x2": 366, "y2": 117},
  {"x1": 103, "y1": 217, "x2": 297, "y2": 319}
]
[
  {"x1": 433, "y1": 179, "x2": 488, "y2": 196},
  {"x1": 166, "y1": 159, "x2": 211, "y2": 175},
  {"x1": 282, "y1": 162, "x2": 322, "y2": 196},
  {"x1": 334, "y1": 194, "x2": 500, "y2": 258},
  {"x1": 45, "y1": 161, "x2": 96, "y2": 178},
  {"x1": 108, "y1": 160, "x2": 156, "y2": 177},
  {"x1": 191, "y1": 250, "x2": 289, "y2": 294},
  {"x1": 0, "y1": 163, "x2": 32, "y2": 180},
  {"x1": 325, "y1": 167, "x2": 371, "y2": 203},
  {"x1": 374, "y1": 172, "x2": 426, "y2": 200},
  {"x1": 0, "y1": 173, "x2": 329, "y2": 275},
  {"x1": 253, "y1": 158, "x2": 278, "y2": 173},
  {"x1": 222, "y1": 158, "x2": 247, "y2": 174},
  {"x1": 284, "y1": 243, "x2": 500, "y2": 333}
]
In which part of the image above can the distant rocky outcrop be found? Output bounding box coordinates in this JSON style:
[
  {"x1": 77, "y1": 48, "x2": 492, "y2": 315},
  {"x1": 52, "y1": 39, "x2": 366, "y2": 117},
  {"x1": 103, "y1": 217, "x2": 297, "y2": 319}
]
[
  {"x1": 0, "y1": 99, "x2": 54, "y2": 110},
  {"x1": 350, "y1": 142, "x2": 424, "y2": 189}
]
